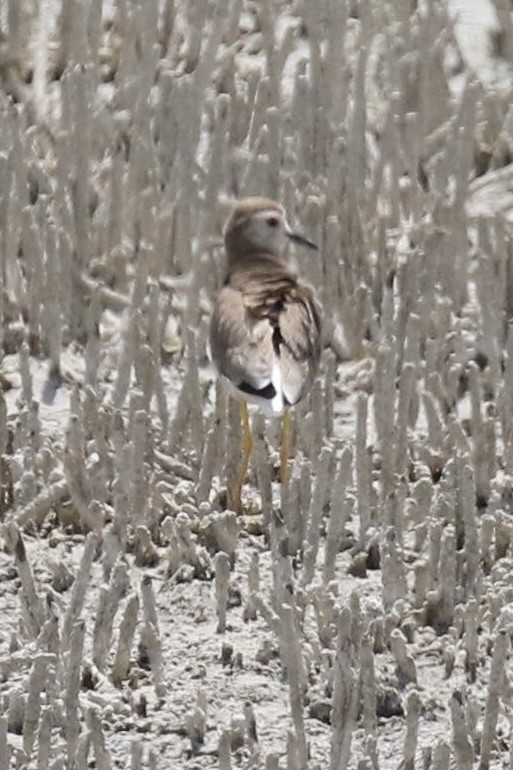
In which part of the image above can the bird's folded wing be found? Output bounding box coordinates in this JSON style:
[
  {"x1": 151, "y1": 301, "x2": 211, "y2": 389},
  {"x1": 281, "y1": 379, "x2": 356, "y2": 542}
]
[
  {"x1": 210, "y1": 285, "x2": 275, "y2": 389},
  {"x1": 277, "y1": 291, "x2": 322, "y2": 405}
]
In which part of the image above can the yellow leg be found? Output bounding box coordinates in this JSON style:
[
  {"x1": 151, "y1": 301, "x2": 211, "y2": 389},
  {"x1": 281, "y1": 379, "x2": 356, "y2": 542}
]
[
  {"x1": 228, "y1": 401, "x2": 253, "y2": 514},
  {"x1": 280, "y1": 408, "x2": 292, "y2": 486}
]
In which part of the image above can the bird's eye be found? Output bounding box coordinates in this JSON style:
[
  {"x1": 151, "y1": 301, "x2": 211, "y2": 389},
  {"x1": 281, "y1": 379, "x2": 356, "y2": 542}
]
[{"x1": 267, "y1": 216, "x2": 279, "y2": 228}]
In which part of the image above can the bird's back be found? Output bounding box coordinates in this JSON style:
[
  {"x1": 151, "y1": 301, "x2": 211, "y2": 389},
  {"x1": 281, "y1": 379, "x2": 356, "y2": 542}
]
[{"x1": 210, "y1": 255, "x2": 322, "y2": 414}]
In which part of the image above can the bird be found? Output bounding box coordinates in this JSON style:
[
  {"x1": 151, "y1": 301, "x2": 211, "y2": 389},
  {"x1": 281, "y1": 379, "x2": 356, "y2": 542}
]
[{"x1": 209, "y1": 197, "x2": 322, "y2": 513}]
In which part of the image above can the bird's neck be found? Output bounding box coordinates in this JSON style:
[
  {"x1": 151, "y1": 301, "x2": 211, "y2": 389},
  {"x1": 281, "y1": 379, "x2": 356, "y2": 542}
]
[
  {"x1": 226, "y1": 256, "x2": 299, "y2": 301},
  {"x1": 226, "y1": 252, "x2": 295, "y2": 279}
]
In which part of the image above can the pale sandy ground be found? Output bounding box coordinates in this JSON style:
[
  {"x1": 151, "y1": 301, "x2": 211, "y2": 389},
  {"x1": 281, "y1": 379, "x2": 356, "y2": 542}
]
[
  {"x1": 1, "y1": 349, "x2": 367, "y2": 765},
  {"x1": 1, "y1": 357, "x2": 438, "y2": 768}
]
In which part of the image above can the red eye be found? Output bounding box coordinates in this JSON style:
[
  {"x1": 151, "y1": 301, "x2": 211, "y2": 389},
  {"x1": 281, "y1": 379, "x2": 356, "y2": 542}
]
[{"x1": 267, "y1": 217, "x2": 279, "y2": 228}]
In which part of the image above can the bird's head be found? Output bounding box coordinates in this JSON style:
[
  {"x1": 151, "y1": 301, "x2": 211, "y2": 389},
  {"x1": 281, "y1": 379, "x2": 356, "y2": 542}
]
[{"x1": 223, "y1": 197, "x2": 317, "y2": 262}]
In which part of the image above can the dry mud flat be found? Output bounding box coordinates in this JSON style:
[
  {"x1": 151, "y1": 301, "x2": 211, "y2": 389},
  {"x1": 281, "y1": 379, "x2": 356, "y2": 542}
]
[{"x1": 3, "y1": 0, "x2": 513, "y2": 768}]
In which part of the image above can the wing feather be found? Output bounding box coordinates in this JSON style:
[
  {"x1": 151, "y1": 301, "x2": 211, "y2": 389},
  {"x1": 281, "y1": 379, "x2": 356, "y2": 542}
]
[
  {"x1": 277, "y1": 288, "x2": 322, "y2": 404},
  {"x1": 209, "y1": 285, "x2": 275, "y2": 389}
]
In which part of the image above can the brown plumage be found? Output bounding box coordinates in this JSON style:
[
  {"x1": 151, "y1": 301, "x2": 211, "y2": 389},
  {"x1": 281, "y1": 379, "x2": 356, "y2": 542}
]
[{"x1": 210, "y1": 198, "x2": 322, "y2": 415}]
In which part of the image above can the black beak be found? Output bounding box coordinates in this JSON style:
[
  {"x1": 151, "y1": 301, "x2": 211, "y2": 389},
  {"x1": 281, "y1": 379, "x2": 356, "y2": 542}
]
[{"x1": 286, "y1": 231, "x2": 318, "y2": 250}]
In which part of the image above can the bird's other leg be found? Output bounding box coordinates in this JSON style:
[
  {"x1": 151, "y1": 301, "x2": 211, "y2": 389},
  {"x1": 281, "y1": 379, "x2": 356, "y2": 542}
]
[
  {"x1": 280, "y1": 408, "x2": 292, "y2": 485},
  {"x1": 228, "y1": 401, "x2": 253, "y2": 513}
]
